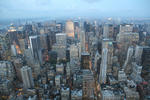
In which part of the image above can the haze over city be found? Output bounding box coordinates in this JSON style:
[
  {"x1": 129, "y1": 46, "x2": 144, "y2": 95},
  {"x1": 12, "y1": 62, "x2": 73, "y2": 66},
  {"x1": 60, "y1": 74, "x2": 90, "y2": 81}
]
[{"x1": 0, "y1": 0, "x2": 150, "y2": 19}]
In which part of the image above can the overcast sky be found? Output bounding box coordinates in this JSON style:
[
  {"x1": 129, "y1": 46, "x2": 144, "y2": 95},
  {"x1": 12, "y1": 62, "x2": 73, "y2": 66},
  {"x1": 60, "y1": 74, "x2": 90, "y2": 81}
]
[{"x1": 0, "y1": 0, "x2": 150, "y2": 19}]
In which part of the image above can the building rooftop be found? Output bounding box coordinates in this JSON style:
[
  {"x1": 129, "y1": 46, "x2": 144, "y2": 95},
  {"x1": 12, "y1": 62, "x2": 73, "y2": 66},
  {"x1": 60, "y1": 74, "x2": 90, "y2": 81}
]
[{"x1": 71, "y1": 89, "x2": 82, "y2": 96}]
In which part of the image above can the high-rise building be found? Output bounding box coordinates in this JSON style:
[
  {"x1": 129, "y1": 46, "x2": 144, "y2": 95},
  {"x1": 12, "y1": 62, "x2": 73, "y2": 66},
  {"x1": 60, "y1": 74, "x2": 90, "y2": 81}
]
[
  {"x1": 80, "y1": 31, "x2": 86, "y2": 52},
  {"x1": 52, "y1": 44, "x2": 66, "y2": 60},
  {"x1": 11, "y1": 45, "x2": 17, "y2": 56},
  {"x1": 56, "y1": 33, "x2": 67, "y2": 45},
  {"x1": 21, "y1": 66, "x2": 34, "y2": 89},
  {"x1": 103, "y1": 24, "x2": 114, "y2": 39},
  {"x1": 39, "y1": 34, "x2": 48, "y2": 50},
  {"x1": 94, "y1": 51, "x2": 101, "y2": 73},
  {"x1": 119, "y1": 24, "x2": 133, "y2": 33},
  {"x1": 52, "y1": 33, "x2": 67, "y2": 60},
  {"x1": 99, "y1": 48, "x2": 108, "y2": 84},
  {"x1": 70, "y1": 44, "x2": 79, "y2": 61},
  {"x1": 123, "y1": 46, "x2": 134, "y2": 74},
  {"x1": 82, "y1": 69, "x2": 94, "y2": 100},
  {"x1": 134, "y1": 45, "x2": 143, "y2": 64},
  {"x1": 13, "y1": 58, "x2": 23, "y2": 81},
  {"x1": 0, "y1": 61, "x2": 15, "y2": 81},
  {"x1": 102, "y1": 39, "x2": 114, "y2": 73},
  {"x1": 81, "y1": 52, "x2": 90, "y2": 69},
  {"x1": 116, "y1": 32, "x2": 139, "y2": 65},
  {"x1": 29, "y1": 35, "x2": 41, "y2": 61},
  {"x1": 131, "y1": 62, "x2": 142, "y2": 83},
  {"x1": 65, "y1": 20, "x2": 75, "y2": 37},
  {"x1": 141, "y1": 46, "x2": 150, "y2": 81}
]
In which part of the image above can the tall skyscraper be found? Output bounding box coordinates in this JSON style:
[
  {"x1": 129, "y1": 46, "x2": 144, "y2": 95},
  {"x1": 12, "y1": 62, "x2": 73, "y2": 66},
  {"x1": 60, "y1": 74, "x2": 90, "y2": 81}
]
[
  {"x1": 102, "y1": 39, "x2": 113, "y2": 73},
  {"x1": 65, "y1": 20, "x2": 75, "y2": 38},
  {"x1": 80, "y1": 31, "x2": 86, "y2": 52},
  {"x1": 99, "y1": 48, "x2": 108, "y2": 84},
  {"x1": 29, "y1": 35, "x2": 41, "y2": 61},
  {"x1": 123, "y1": 46, "x2": 134, "y2": 74},
  {"x1": 11, "y1": 45, "x2": 17, "y2": 56},
  {"x1": 21, "y1": 66, "x2": 34, "y2": 89}
]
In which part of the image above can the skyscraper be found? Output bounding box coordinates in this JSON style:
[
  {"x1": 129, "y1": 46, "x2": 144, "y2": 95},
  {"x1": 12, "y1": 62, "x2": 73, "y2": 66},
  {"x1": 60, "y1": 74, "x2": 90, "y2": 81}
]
[
  {"x1": 141, "y1": 46, "x2": 150, "y2": 81},
  {"x1": 65, "y1": 20, "x2": 75, "y2": 38},
  {"x1": 99, "y1": 48, "x2": 108, "y2": 84},
  {"x1": 21, "y1": 66, "x2": 34, "y2": 89},
  {"x1": 82, "y1": 69, "x2": 94, "y2": 100},
  {"x1": 103, "y1": 24, "x2": 114, "y2": 39},
  {"x1": 52, "y1": 33, "x2": 67, "y2": 60},
  {"x1": 29, "y1": 35, "x2": 41, "y2": 61},
  {"x1": 81, "y1": 52, "x2": 90, "y2": 69},
  {"x1": 80, "y1": 31, "x2": 86, "y2": 52},
  {"x1": 102, "y1": 39, "x2": 114, "y2": 73}
]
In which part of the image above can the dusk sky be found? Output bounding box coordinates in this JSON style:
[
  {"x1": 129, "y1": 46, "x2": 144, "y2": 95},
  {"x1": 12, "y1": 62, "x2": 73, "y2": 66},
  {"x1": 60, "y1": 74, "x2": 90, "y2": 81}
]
[{"x1": 0, "y1": 0, "x2": 150, "y2": 19}]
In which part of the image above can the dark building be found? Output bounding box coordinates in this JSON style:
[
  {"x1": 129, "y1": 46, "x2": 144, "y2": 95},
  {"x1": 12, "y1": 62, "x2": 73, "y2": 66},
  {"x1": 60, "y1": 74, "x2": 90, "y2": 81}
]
[
  {"x1": 81, "y1": 52, "x2": 90, "y2": 69},
  {"x1": 141, "y1": 47, "x2": 150, "y2": 81}
]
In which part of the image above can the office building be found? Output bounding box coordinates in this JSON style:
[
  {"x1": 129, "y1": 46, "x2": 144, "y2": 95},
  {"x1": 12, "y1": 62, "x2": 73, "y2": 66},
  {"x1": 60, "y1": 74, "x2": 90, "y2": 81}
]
[
  {"x1": 99, "y1": 48, "x2": 108, "y2": 84},
  {"x1": 82, "y1": 69, "x2": 94, "y2": 100},
  {"x1": 21, "y1": 66, "x2": 34, "y2": 89},
  {"x1": 65, "y1": 20, "x2": 75, "y2": 38},
  {"x1": 71, "y1": 89, "x2": 82, "y2": 100},
  {"x1": 141, "y1": 46, "x2": 150, "y2": 81},
  {"x1": 81, "y1": 52, "x2": 90, "y2": 69},
  {"x1": 29, "y1": 35, "x2": 41, "y2": 62},
  {"x1": 56, "y1": 33, "x2": 67, "y2": 45},
  {"x1": 0, "y1": 61, "x2": 15, "y2": 81},
  {"x1": 61, "y1": 87, "x2": 70, "y2": 100},
  {"x1": 103, "y1": 24, "x2": 114, "y2": 39},
  {"x1": 56, "y1": 63, "x2": 64, "y2": 75},
  {"x1": 119, "y1": 24, "x2": 133, "y2": 33},
  {"x1": 123, "y1": 46, "x2": 134, "y2": 74}
]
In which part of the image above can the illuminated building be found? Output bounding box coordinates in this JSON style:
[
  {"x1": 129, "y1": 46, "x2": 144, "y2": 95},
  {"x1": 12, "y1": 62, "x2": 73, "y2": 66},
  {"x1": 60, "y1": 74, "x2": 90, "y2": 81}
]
[{"x1": 65, "y1": 20, "x2": 75, "y2": 37}]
